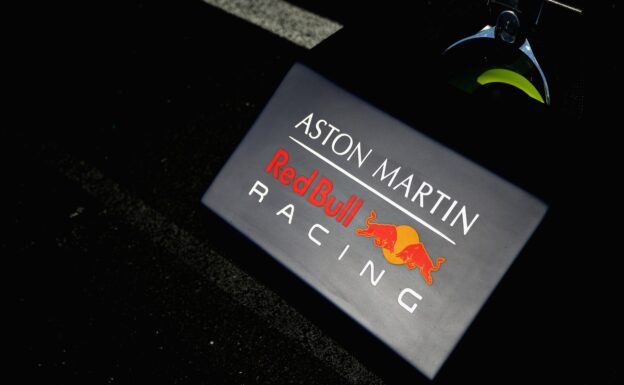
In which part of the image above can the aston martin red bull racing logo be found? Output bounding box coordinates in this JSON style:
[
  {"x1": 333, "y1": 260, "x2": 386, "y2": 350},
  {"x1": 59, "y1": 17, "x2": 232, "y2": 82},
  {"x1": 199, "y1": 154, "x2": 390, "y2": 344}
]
[
  {"x1": 203, "y1": 64, "x2": 549, "y2": 379},
  {"x1": 356, "y1": 210, "x2": 445, "y2": 285}
]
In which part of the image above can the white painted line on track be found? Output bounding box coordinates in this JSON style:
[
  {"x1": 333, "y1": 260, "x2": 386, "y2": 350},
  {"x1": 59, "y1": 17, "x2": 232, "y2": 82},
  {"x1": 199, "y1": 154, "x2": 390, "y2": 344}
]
[{"x1": 203, "y1": 0, "x2": 342, "y2": 49}]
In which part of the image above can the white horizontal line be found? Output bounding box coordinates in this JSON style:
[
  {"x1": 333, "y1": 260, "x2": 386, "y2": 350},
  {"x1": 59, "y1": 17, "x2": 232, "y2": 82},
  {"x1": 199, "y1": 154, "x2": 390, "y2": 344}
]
[
  {"x1": 289, "y1": 136, "x2": 456, "y2": 245},
  {"x1": 203, "y1": 0, "x2": 342, "y2": 49}
]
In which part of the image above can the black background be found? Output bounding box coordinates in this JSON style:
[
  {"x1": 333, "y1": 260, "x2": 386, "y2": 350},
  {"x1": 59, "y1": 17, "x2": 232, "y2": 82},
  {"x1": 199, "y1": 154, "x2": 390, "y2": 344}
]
[{"x1": 8, "y1": 0, "x2": 618, "y2": 384}]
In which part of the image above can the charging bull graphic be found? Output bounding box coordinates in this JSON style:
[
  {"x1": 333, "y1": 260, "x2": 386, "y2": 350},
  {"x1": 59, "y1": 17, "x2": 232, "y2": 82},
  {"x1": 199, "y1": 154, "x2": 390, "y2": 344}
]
[{"x1": 356, "y1": 210, "x2": 445, "y2": 285}]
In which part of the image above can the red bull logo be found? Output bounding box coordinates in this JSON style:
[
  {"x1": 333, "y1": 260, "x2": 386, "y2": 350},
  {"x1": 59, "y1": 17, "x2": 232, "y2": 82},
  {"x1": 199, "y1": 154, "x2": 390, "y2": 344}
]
[{"x1": 356, "y1": 210, "x2": 445, "y2": 285}]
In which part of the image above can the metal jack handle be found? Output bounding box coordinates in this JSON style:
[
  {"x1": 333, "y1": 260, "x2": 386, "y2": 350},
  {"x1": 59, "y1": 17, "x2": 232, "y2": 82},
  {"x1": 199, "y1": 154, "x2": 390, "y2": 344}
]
[{"x1": 543, "y1": 0, "x2": 583, "y2": 15}]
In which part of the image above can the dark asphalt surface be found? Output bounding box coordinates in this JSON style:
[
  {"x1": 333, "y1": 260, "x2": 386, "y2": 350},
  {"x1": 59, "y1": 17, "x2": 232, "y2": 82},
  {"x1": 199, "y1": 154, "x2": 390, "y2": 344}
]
[{"x1": 8, "y1": 0, "x2": 619, "y2": 384}]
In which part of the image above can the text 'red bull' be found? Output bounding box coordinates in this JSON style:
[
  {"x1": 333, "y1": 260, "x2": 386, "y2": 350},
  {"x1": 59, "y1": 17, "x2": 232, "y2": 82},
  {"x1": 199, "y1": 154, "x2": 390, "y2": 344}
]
[{"x1": 266, "y1": 148, "x2": 363, "y2": 227}]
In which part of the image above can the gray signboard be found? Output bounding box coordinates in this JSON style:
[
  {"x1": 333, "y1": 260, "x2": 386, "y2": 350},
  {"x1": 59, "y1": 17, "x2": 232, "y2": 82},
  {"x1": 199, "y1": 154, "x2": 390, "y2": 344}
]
[{"x1": 202, "y1": 63, "x2": 547, "y2": 379}]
